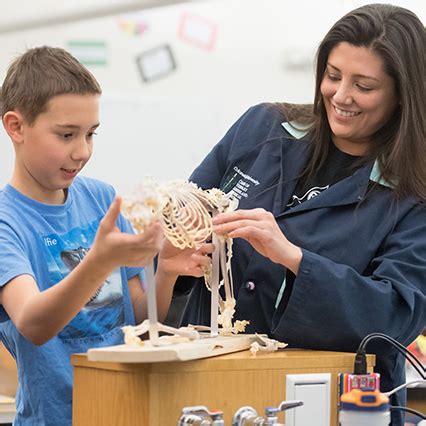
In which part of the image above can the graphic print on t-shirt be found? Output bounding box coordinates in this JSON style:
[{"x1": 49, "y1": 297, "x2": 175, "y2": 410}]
[
  {"x1": 286, "y1": 185, "x2": 329, "y2": 208},
  {"x1": 42, "y1": 218, "x2": 124, "y2": 339}
]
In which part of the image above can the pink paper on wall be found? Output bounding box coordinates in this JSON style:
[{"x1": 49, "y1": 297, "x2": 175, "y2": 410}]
[{"x1": 178, "y1": 12, "x2": 217, "y2": 51}]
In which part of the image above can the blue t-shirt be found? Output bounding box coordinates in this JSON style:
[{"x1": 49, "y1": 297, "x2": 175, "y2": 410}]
[{"x1": 0, "y1": 176, "x2": 142, "y2": 426}]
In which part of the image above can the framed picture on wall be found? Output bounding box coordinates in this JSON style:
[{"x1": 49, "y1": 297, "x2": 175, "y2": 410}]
[{"x1": 135, "y1": 44, "x2": 177, "y2": 82}]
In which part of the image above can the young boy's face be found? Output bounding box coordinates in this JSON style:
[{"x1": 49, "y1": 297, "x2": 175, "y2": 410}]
[{"x1": 16, "y1": 94, "x2": 99, "y2": 204}]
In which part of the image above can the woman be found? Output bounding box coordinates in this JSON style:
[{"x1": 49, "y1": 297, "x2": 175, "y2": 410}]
[{"x1": 174, "y1": 4, "x2": 425, "y2": 425}]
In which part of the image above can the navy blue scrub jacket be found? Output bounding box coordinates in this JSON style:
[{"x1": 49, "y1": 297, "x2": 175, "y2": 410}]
[{"x1": 175, "y1": 103, "x2": 426, "y2": 425}]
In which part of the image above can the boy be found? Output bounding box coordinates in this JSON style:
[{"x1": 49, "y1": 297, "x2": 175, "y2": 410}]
[{"x1": 0, "y1": 46, "x2": 210, "y2": 425}]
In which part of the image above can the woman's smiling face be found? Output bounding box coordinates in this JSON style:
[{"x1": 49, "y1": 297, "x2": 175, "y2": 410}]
[{"x1": 320, "y1": 42, "x2": 398, "y2": 155}]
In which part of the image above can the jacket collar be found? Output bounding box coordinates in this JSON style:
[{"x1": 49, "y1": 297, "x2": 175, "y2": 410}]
[
  {"x1": 275, "y1": 122, "x2": 396, "y2": 217},
  {"x1": 281, "y1": 121, "x2": 394, "y2": 189}
]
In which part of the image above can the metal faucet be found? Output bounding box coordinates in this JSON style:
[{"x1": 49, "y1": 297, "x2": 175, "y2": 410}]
[
  {"x1": 178, "y1": 405, "x2": 225, "y2": 425},
  {"x1": 232, "y1": 400, "x2": 304, "y2": 426}
]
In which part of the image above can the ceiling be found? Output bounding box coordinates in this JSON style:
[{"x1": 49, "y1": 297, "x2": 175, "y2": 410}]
[{"x1": 0, "y1": 0, "x2": 197, "y2": 34}]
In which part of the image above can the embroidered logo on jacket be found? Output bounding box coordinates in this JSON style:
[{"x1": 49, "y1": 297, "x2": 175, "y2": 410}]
[{"x1": 221, "y1": 166, "x2": 260, "y2": 208}]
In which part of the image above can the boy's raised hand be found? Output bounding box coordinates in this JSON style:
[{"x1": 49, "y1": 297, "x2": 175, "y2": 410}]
[{"x1": 90, "y1": 197, "x2": 164, "y2": 270}]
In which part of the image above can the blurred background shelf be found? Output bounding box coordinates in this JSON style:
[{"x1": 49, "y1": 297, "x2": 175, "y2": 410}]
[{"x1": 0, "y1": 394, "x2": 15, "y2": 425}]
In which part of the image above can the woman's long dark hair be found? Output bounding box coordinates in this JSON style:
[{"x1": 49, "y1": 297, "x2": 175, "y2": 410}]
[{"x1": 278, "y1": 4, "x2": 426, "y2": 200}]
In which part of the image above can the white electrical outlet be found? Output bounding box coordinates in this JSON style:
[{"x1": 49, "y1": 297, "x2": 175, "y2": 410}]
[{"x1": 285, "y1": 373, "x2": 331, "y2": 426}]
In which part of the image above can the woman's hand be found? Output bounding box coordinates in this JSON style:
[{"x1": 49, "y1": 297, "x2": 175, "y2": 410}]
[{"x1": 213, "y1": 208, "x2": 302, "y2": 274}]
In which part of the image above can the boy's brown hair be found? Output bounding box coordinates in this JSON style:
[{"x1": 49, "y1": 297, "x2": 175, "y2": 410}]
[{"x1": 0, "y1": 46, "x2": 102, "y2": 125}]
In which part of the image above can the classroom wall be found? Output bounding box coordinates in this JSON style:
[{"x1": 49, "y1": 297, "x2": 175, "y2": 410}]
[{"x1": 0, "y1": 0, "x2": 424, "y2": 194}]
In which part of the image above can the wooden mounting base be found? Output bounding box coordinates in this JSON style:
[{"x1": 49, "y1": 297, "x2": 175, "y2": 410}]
[{"x1": 87, "y1": 333, "x2": 261, "y2": 363}]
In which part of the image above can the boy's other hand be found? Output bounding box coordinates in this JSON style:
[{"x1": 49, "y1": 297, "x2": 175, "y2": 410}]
[
  {"x1": 90, "y1": 197, "x2": 164, "y2": 270},
  {"x1": 157, "y1": 240, "x2": 215, "y2": 279}
]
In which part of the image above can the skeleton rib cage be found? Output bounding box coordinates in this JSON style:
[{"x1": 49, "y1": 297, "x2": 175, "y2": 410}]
[{"x1": 120, "y1": 179, "x2": 248, "y2": 345}]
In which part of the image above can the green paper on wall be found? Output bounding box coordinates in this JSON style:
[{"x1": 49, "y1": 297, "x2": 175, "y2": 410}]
[{"x1": 67, "y1": 41, "x2": 108, "y2": 66}]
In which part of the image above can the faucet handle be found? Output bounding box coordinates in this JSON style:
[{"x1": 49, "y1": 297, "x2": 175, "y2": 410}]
[
  {"x1": 264, "y1": 400, "x2": 304, "y2": 423},
  {"x1": 181, "y1": 406, "x2": 211, "y2": 416},
  {"x1": 179, "y1": 406, "x2": 224, "y2": 426}
]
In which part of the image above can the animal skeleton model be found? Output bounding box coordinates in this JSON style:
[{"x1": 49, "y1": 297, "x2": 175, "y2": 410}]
[{"x1": 120, "y1": 179, "x2": 247, "y2": 346}]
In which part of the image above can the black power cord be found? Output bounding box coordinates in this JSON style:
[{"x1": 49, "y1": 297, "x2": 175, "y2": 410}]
[
  {"x1": 353, "y1": 347, "x2": 368, "y2": 375},
  {"x1": 354, "y1": 332, "x2": 425, "y2": 379},
  {"x1": 353, "y1": 332, "x2": 426, "y2": 421},
  {"x1": 390, "y1": 406, "x2": 426, "y2": 420}
]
